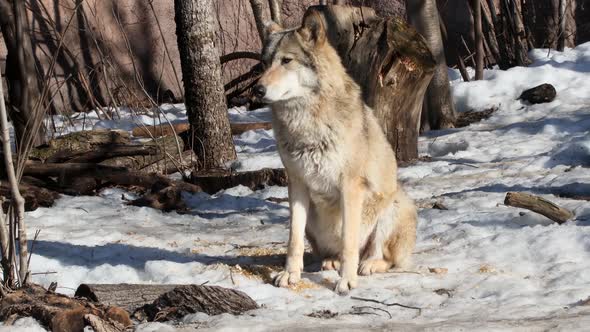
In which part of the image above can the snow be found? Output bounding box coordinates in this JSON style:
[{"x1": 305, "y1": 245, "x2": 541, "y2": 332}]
[{"x1": 19, "y1": 43, "x2": 590, "y2": 330}]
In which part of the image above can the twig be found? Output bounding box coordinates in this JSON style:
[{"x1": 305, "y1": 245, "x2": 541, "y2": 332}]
[
  {"x1": 0, "y1": 66, "x2": 28, "y2": 285},
  {"x1": 350, "y1": 296, "x2": 423, "y2": 315},
  {"x1": 30, "y1": 271, "x2": 58, "y2": 276},
  {"x1": 350, "y1": 306, "x2": 392, "y2": 319}
]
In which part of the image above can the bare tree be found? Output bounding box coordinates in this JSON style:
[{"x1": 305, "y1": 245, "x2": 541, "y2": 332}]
[
  {"x1": 174, "y1": 0, "x2": 237, "y2": 170},
  {"x1": 557, "y1": 0, "x2": 567, "y2": 51},
  {"x1": 0, "y1": 69, "x2": 28, "y2": 286},
  {"x1": 0, "y1": 0, "x2": 45, "y2": 149},
  {"x1": 471, "y1": 0, "x2": 484, "y2": 80},
  {"x1": 406, "y1": 0, "x2": 456, "y2": 130}
]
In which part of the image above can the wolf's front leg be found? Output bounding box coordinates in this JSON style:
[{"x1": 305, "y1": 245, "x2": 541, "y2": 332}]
[
  {"x1": 274, "y1": 176, "x2": 309, "y2": 288},
  {"x1": 335, "y1": 177, "x2": 364, "y2": 295}
]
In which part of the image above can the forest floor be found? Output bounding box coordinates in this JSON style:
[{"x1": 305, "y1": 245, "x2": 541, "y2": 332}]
[{"x1": 3, "y1": 43, "x2": 590, "y2": 331}]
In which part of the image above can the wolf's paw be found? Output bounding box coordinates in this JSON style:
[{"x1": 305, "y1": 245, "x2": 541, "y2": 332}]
[
  {"x1": 334, "y1": 276, "x2": 357, "y2": 295},
  {"x1": 273, "y1": 270, "x2": 301, "y2": 288},
  {"x1": 359, "y1": 259, "x2": 391, "y2": 276},
  {"x1": 321, "y1": 258, "x2": 341, "y2": 271}
]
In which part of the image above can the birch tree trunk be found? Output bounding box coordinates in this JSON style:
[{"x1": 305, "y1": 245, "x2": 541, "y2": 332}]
[
  {"x1": 0, "y1": 68, "x2": 27, "y2": 285},
  {"x1": 174, "y1": 0, "x2": 237, "y2": 170},
  {"x1": 557, "y1": 0, "x2": 567, "y2": 51},
  {"x1": 406, "y1": 0, "x2": 456, "y2": 130}
]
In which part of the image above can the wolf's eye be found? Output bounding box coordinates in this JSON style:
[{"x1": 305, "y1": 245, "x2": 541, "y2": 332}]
[{"x1": 281, "y1": 57, "x2": 292, "y2": 65}]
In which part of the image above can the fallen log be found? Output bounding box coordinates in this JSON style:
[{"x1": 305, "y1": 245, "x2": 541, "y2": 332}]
[
  {"x1": 132, "y1": 121, "x2": 273, "y2": 138},
  {"x1": 191, "y1": 168, "x2": 287, "y2": 194},
  {"x1": 131, "y1": 123, "x2": 190, "y2": 138},
  {"x1": 66, "y1": 145, "x2": 158, "y2": 163},
  {"x1": 0, "y1": 180, "x2": 60, "y2": 212},
  {"x1": 24, "y1": 162, "x2": 200, "y2": 193},
  {"x1": 75, "y1": 284, "x2": 258, "y2": 322},
  {"x1": 230, "y1": 122, "x2": 272, "y2": 135},
  {"x1": 0, "y1": 284, "x2": 132, "y2": 332},
  {"x1": 140, "y1": 150, "x2": 196, "y2": 174},
  {"x1": 100, "y1": 135, "x2": 185, "y2": 171},
  {"x1": 504, "y1": 192, "x2": 574, "y2": 224},
  {"x1": 130, "y1": 184, "x2": 191, "y2": 212},
  {"x1": 75, "y1": 284, "x2": 180, "y2": 314},
  {"x1": 139, "y1": 285, "x2": 258, "y2": 321},
  {"x1": 31, "y1": 130, "x2": 130, "y2": 162}
]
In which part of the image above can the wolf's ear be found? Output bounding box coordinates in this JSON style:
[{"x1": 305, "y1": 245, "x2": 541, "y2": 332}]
[
  {"x1": 297, "y1": 11, "x2": 326, "y2": 47},
  {"x1": 264, "y1": 21, "x2": 283, "y2": 38}
]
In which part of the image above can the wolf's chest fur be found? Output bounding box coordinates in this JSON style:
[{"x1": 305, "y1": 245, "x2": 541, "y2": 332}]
[{"x1": 272, "y1": 107, "x2": 346, "y2": 198}]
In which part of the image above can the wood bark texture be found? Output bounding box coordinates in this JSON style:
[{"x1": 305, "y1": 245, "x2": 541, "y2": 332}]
[
  {"x1": 174, "y1": 0, "x2": 236, "y2": 170},
  {"x1": 504, "y1": 192, "x2": 574, "y2": 224},
  {"x1": 305, "y1": 5, "x2": 436, "y2": 161},
  {"x1": 405, "y1": 0, "x2": 456, "y2": 130},
  {"x1": 471, "y1": 0, "x2": 484, "y2": 80}
]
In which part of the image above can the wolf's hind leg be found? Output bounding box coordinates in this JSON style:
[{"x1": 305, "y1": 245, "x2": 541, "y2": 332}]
[
  {"x1": 359, "y1": 259, "x2": 392, "y2": 276},
  {"x1": 321, "y1": 257, "x2": 341, "y2": 271}
]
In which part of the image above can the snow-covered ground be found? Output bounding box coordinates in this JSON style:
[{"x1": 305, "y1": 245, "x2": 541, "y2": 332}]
[{"x1": 7, "y1": 44, "x2": 590, "y2": 331}]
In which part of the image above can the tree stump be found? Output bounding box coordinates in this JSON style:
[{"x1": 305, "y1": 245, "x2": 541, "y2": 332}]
[{"x1": 305, "y1": 5, "x2": 436, "y2": 161}]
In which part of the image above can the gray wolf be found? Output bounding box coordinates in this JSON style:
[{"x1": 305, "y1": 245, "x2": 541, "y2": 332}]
[{"x1": 253, "y1": 12, "x2": 417, "y2": 295}]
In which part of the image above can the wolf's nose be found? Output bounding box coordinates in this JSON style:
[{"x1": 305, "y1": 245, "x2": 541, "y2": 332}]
[{"x1": 253, "y1": 84, "x2": 266, "y2": 99}]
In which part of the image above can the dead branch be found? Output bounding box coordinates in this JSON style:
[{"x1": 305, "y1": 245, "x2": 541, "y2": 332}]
[
  {"x1": 0, "y1": 284, "x2": 132, "y2": 331},
  {"x1": 249, "y1": 0, "x2": 268, "y2": 41},
  {"x1": 231, "y1": 122, "x2": 273, "y2": 135},
  {"x1": 132, "y1": 121, "x2": 272, "y2": 138},
  {"x1": 504, "y1": 192, "x2": 574, "y2": 224},
  {"x1": 350, "y1": 296, "x2": 423, "y2": 315},
  {"x1": 268, "y1": 0, "x2": 283, "y2": 26},
  {"x1": 220, "y1": 51, "x2": 261, "y2": 64},
  {"x1": 191, "y1": 168, "x2": 287, "y2": 194},
  {"x1": 132, "y1": 123, "x2": 191, "y2": 138}
]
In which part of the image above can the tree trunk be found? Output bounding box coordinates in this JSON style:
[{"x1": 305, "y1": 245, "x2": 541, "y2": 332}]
[
  {"x1": 558, "y1": 0, "x2": 568, "y2": 51},
  {"x1": 470, "y1": 0, "x2": 484, "y2": 80},
  {"x1": 174, "y1": 0, "x2": 236, "y2": 171},
  {"x1": 304, "y1": 5, "x2": 436, "y2": 161},
  {"x1": 405, "y1": 0, "x2": 456, "y2": 130},
  {"x1": 0, "y1": 0, "x2": 45, "y2": 149}
]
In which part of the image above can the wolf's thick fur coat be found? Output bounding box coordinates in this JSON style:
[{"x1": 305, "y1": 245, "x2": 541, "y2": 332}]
[{"x1": 256, "y1": 12, "x2": 417, "y2": 294}]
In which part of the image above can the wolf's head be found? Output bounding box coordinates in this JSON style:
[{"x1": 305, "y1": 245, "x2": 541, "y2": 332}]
[{"x1": 253, "y1": 12, "x2": 327, "y2": 104}]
